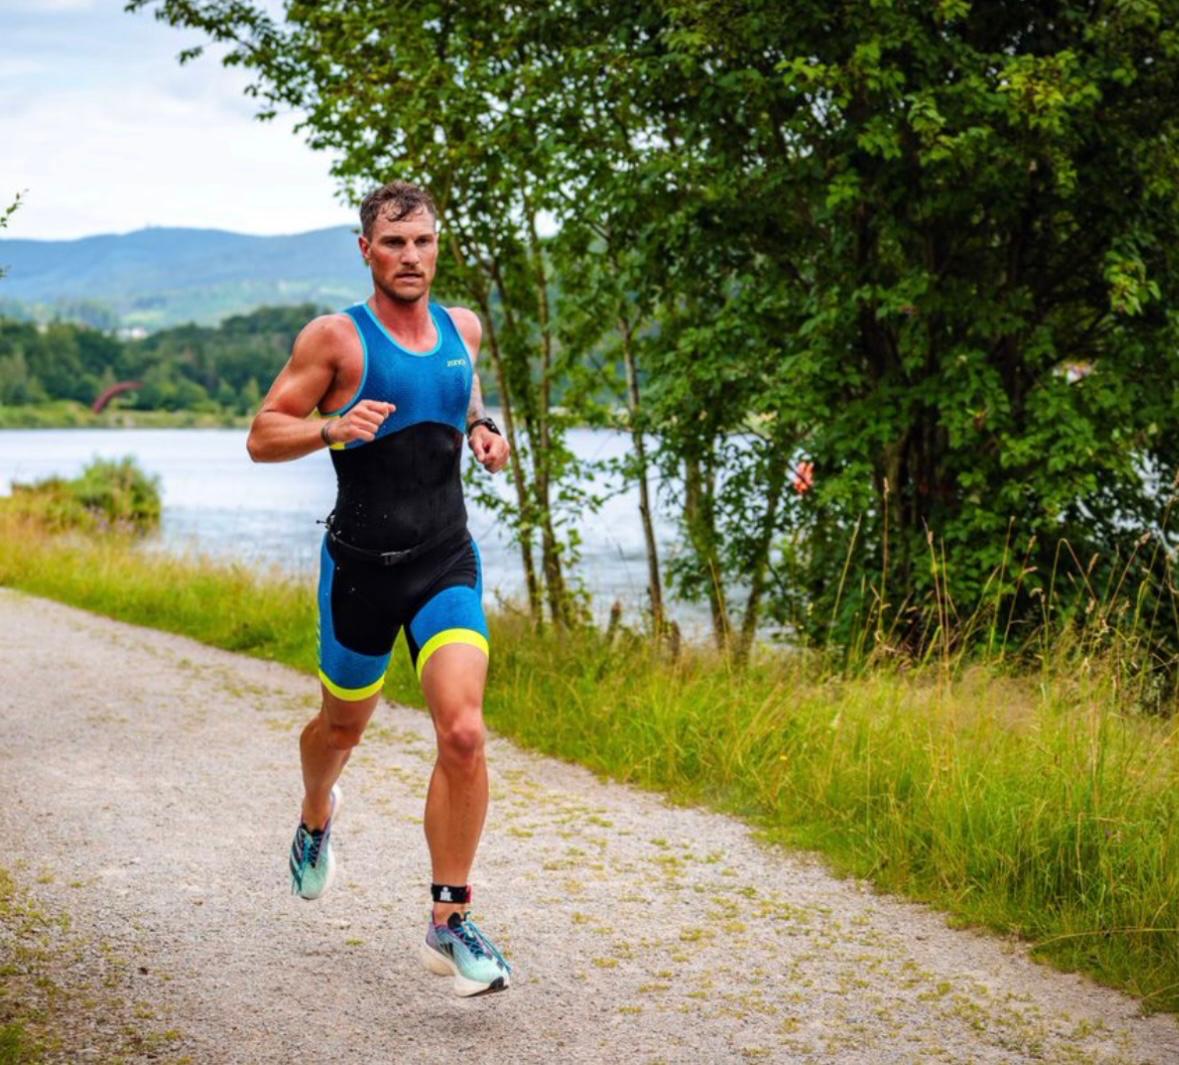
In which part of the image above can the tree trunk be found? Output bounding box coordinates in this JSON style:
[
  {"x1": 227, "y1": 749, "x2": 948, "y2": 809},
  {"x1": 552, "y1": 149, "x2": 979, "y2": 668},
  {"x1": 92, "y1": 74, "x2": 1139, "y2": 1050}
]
[
  {"x1": 446, "y1": 229, "x2": 544, "y2": 626},
  {"x1": 737, "y1": 444, "x2": 788, "y2": 662},
  {"x1": 473, "y1": 285, "x2": 542, "y2": 624},
  {"x1": 618, "y1": 315, "x2": 665, "y2": 635},
  {"x1": 525, "y1": 205, "x2": 571, "y2": 626},
  {"x1": 684, "y1": 450, "x2": 730, "y2": 650}
]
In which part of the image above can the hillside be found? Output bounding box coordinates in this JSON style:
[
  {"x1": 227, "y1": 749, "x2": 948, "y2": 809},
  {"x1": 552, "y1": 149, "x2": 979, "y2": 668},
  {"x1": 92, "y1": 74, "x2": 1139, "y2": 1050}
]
[{"x1": 0, "y1": 225, "x2": 370, "y2": 329}]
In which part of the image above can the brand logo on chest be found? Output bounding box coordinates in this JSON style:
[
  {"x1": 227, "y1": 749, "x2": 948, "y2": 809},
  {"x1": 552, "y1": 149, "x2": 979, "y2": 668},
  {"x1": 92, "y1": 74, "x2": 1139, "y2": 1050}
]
[{"x1": 446, "y1": 358, "x2": 467, "y2": 368}]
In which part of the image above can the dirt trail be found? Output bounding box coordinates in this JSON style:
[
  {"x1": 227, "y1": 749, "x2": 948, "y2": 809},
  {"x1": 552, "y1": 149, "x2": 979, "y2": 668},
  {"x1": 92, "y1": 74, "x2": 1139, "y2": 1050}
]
[{"x1": 1, "y1": 588, "x2": 1176, "y2": 1064}]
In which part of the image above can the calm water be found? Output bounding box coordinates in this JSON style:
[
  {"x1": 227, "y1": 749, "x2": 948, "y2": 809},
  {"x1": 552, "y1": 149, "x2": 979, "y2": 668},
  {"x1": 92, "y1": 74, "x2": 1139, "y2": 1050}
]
[{"x1": 0, "y1": 427, "x2": 704, "y2": 629}]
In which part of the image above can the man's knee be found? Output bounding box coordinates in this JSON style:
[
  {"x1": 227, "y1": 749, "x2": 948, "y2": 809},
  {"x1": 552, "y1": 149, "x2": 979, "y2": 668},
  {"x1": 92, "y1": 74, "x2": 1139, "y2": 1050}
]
[
  {"x1": 315, "y1": 689, "x2": 378, "y2": 751},
  {"x1": 325, "y1": 720, "x2": 365, "y2": 751},
  {"x1": 437, "y1": 709, "x2": 485, "y2": 765}
]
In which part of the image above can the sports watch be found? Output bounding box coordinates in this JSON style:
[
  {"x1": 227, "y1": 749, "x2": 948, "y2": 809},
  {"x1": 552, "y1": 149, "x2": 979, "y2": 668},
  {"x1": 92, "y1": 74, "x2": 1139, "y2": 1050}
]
[{"x1": 467, "y1": 417, "x2": 502, "y2": 438}]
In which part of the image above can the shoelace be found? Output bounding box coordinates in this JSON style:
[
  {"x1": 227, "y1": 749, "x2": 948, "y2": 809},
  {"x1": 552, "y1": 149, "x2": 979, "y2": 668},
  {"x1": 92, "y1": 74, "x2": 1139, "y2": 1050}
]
[
  {"x1": 304, "y1": 826, "x2": 325, "y2": 866},
  {"x1": 300, "y1": 792, "x2": 335, "y2": 875},
  {"x1": 454, "y1": 917, "x2": 511, "y2": 973},
  {"x1": 292, "y1": 825, "x2": 325, "y2": 890}
]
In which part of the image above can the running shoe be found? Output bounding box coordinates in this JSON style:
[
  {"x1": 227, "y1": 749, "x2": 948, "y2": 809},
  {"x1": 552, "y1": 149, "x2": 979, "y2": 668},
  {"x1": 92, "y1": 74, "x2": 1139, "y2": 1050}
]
[
  {"x1": 289, "y1": 785, "x2": 340, "y2": 900},
  {"x1": 420, "y1": 912, "x2": 511, "y2": 996}
]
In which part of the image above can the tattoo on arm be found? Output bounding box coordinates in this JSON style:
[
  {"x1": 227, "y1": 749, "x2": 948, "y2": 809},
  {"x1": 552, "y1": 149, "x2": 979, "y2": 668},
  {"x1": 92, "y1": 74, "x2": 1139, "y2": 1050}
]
[{"x1": 467, "y1": 374, "x2": 487, "y2": 428}]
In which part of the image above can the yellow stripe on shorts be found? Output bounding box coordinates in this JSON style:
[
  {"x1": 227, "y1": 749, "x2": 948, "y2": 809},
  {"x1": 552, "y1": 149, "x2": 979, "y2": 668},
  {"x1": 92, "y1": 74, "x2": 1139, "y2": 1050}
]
[
  {"x1": 318, "y1": 669, "x2": 385, "y2": 701},
  {"x1": 415, "y1": 628, "x2": 490, "y2": 681}
]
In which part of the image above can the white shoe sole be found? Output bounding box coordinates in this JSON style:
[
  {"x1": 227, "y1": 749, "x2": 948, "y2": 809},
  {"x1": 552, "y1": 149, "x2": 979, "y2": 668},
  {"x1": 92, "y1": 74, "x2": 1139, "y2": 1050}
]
[
  {"x1": 420, "y1": 943, "x2": 510, "y2": 997},
  {"x1": 294, "y1": 785, "x2": 341, "y2": 901}
]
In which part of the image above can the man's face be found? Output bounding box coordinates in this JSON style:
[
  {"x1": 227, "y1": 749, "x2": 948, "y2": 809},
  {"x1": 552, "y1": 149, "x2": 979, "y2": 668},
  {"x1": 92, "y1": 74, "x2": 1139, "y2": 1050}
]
[{"x1": 359, "y1": 206, "x2": 438, "y2": 304}]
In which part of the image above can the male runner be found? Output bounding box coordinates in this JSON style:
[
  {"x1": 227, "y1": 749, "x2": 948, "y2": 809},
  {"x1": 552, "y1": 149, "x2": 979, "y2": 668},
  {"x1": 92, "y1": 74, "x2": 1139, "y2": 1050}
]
[{"x1": 246, "y1": 180, "x2": 512, "y2": 996}]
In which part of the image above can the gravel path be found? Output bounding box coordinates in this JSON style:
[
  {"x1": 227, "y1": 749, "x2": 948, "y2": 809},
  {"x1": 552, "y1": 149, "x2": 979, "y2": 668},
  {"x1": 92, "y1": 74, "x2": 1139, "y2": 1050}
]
[{"x1": 1, "y1": 588, "x2": 1177, "y2": 1064}]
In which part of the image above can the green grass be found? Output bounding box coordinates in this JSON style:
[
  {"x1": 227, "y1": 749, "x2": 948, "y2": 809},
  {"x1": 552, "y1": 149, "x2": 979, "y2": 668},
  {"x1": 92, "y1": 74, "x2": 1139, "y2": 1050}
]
[
  {"x1": 0, "y1": 863, "x2": 190, "y2": 1063},
  {"x1": 0, "y1": 1023, "x2": 31, "y2": 1065},
  {"x1": 1, "y1": 515, "x2": 1177, "y2": 1013}
]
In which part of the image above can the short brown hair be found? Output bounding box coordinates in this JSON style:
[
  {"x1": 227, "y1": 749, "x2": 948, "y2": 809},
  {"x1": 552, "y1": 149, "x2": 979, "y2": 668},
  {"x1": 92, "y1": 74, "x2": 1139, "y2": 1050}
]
[{"x1": 359, "y1": 181, "x2": 437, "y2": 237}]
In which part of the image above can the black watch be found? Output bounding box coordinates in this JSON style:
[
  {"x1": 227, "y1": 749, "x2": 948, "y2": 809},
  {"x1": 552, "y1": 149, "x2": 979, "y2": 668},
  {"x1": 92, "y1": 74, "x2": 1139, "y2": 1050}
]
[{"x1": 467, "y1": 417, "x2": 501, "y2": 438}]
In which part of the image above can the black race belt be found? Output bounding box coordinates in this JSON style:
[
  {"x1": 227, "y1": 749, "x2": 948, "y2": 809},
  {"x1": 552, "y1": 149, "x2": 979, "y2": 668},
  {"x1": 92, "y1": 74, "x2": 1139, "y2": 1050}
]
[{"x1": 323, "y1": 512, "x2": 467, "y2": 568}]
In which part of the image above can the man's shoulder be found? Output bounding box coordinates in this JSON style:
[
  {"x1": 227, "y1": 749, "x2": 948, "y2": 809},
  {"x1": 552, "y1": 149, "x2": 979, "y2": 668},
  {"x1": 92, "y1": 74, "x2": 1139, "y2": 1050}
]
[
  {"x1": 444, "y1": 305, "x2": 480, "y2": 328},
  {"x1": 445, "y1": 305, "x2": 482, "y2": 354},
  {"x1": 293, "y1": 312, "x2": 361, "y2": 360}
]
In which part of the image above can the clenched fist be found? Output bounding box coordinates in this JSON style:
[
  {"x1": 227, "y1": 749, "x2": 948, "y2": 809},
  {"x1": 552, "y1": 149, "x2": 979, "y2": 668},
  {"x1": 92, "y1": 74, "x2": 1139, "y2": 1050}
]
[
  {"x1": 323, "y1": 399, "x2": 396, "y2": 446},
  {"x1": 469, "y1": 426, "x2": 510, "y2": 473}
]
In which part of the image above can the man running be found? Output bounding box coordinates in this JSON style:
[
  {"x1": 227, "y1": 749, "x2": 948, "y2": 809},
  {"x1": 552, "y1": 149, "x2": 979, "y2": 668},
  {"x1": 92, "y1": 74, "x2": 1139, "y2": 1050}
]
[{"x1": 246, "y1": 180, "x2": 512, "y2": 996}]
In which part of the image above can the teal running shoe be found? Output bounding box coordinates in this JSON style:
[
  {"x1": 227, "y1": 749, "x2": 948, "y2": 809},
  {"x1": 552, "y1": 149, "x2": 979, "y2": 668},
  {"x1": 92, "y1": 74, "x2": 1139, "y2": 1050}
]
[
  {"x1": 420, "y1": 912, "x2": 511, "y2": 996},
  {"x1": 289, "y1": 785, "x2": 340, "y2": 900}
]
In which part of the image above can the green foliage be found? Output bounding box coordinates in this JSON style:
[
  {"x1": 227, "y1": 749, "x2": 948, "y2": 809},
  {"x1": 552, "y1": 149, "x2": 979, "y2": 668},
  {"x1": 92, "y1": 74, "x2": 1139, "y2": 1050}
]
[
  {"x1": 0, "y1": 401, "x2": 247, "y2": 429},
  {"x1": 3, "y1": 457, "x2": 161, "y2": 534},
  {"x1": 0, "y1": 400, "x2": 95, "y2": 428},
  {"x1": 132, "y1": 0, "x2": 1179, "y2": 655},
  {"x1": 642, "y1": 0, "x2": 1179, "y2": 656},
  {"x1": 141, "y1": 0, "x2": 618, "y2": 625},
  {"x1": 0, "y1": 303, "x2": 317, "y2": 414},
  {"x1": 71, "y1": 458, "x2": 161, "y2": 529}
]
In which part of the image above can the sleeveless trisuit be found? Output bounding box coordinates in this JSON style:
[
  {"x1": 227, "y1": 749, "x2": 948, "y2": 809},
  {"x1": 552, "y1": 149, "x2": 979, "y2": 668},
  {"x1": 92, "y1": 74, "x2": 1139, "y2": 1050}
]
[{"x1": 316, "y1": 301, "x2": 489, "y2": 700}]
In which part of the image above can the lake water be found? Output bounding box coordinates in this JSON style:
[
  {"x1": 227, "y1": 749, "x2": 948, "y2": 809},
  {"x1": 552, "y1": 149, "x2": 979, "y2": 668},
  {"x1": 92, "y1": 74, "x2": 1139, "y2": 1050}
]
[{"x1": 0, "y1": 427, "x2": 709, "y2": 631}]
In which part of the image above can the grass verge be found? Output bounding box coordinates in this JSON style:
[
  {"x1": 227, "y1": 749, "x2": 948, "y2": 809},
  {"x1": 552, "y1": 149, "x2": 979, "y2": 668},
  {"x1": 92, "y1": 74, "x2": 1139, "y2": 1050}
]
[
  {"x1": 1, "y1": 515, "x2": 1176, "y2": 1014},
  {"x1": 0, "y1": 864, "x2": 190, "y2": 1064}
]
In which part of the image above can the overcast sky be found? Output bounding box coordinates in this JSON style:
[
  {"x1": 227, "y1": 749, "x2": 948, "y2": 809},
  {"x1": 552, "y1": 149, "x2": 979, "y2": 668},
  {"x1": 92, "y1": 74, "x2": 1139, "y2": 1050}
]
[{"x1": 0, "y1": 0, "x2": 353, "y2": 240}]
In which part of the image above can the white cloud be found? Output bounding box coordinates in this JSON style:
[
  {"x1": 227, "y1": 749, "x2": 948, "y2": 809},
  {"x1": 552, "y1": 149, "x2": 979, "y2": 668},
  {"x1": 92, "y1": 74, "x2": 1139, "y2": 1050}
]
[
  {"x1": 0, "y1": 80, "x2": 353, "y2": 238},
  {"x1": 0, "y1": 0, "x2": 356, "y2": 239},
  {"x1": 0, "y1": 59, "x2": 49, "y2": 79}
]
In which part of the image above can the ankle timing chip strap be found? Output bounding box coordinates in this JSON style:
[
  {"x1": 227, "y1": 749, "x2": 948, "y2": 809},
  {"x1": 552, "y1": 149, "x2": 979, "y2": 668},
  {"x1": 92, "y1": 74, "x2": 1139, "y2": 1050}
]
[{"x1": 431, "y1": 883, "x2": 471, "y2": 905}]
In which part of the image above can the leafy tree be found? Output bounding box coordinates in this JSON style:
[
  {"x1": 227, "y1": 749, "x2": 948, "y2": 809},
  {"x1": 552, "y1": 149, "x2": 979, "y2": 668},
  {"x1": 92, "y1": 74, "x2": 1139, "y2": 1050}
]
[
  {"x1": 0, "y1": 348, "x2": 48, "y2": 406},
  {"x1": 238, "y1": 376, "x2": 261, "y2": 414},
  {"x1": 216, "y1": 379, "x2": 238, "y2": 409},
  {"x1": 621, "y1": 0, "x2": 1179, "y2": 655},
  {"x1": 75, "y1": 327, "x2": 123, "y2": 379},
  {"x1": 132, "y1": 0, "x2": 617, "y2": 626},
  {"x1": 175, "y1": 377, "x2": 214, "y2": 410},
  {"x1": 130, "y1": 0, "x2": 1179, "y2": 659},
  {"x1": 135, "y1": 363, "x2": 178, "y2": 410}
]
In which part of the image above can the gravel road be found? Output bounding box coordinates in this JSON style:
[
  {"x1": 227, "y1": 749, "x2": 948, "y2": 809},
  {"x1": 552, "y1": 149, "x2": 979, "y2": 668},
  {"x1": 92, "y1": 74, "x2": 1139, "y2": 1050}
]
[{"x1": 1, "y1": 588, "x2": 1176, "y2": 1064}]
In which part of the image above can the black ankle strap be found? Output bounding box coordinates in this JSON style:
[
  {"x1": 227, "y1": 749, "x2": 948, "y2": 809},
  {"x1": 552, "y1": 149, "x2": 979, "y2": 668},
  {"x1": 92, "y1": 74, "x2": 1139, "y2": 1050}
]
[{"x1": 431, "y1": 883, "x2": 471, "y2": 904}]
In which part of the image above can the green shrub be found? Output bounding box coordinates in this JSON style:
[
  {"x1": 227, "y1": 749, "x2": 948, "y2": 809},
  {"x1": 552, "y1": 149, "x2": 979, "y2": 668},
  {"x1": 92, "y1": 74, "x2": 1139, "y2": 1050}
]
[
  {"x1": 2, "y1": 456, "x2": 160, "y2": 533},
  {"x1": 70, "y1": 457, "x2": 160, "y2": 529}
]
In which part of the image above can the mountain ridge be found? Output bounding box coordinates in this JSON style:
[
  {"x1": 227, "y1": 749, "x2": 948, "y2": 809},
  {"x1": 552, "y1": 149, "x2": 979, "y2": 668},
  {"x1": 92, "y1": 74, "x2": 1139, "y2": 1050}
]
[{"x1": 0, "y1": 225, "x2": 370, "y2": 330}]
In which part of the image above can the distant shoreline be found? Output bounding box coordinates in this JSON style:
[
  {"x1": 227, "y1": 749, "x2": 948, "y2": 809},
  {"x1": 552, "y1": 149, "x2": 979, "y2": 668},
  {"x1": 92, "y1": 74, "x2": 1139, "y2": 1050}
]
[{"x1": 0, "y1": 402, "x2": 250, "y2": 430}]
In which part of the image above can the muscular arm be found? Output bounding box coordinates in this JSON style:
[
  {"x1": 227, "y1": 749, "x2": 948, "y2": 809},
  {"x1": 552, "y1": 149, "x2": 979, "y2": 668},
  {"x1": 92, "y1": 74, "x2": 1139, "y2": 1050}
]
[
  {"x1": 467, "y1": 372, "x2": 488, "y2": 428},
  {"x1": 246, "y1": 315, "x2": 391, "y2": 463},
  {"x1": 448, "y1": 306, "x2": 486, "y2": 426},
  {"x1": 449, "y1": 305, "x2": 509, "y2": 474}
]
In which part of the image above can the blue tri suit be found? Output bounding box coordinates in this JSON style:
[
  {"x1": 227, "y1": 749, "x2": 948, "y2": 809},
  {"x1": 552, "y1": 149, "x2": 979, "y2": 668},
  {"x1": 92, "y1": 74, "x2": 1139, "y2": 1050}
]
[{"x1": 316, "y1": 301, "x2": 489, "y2": 700}]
